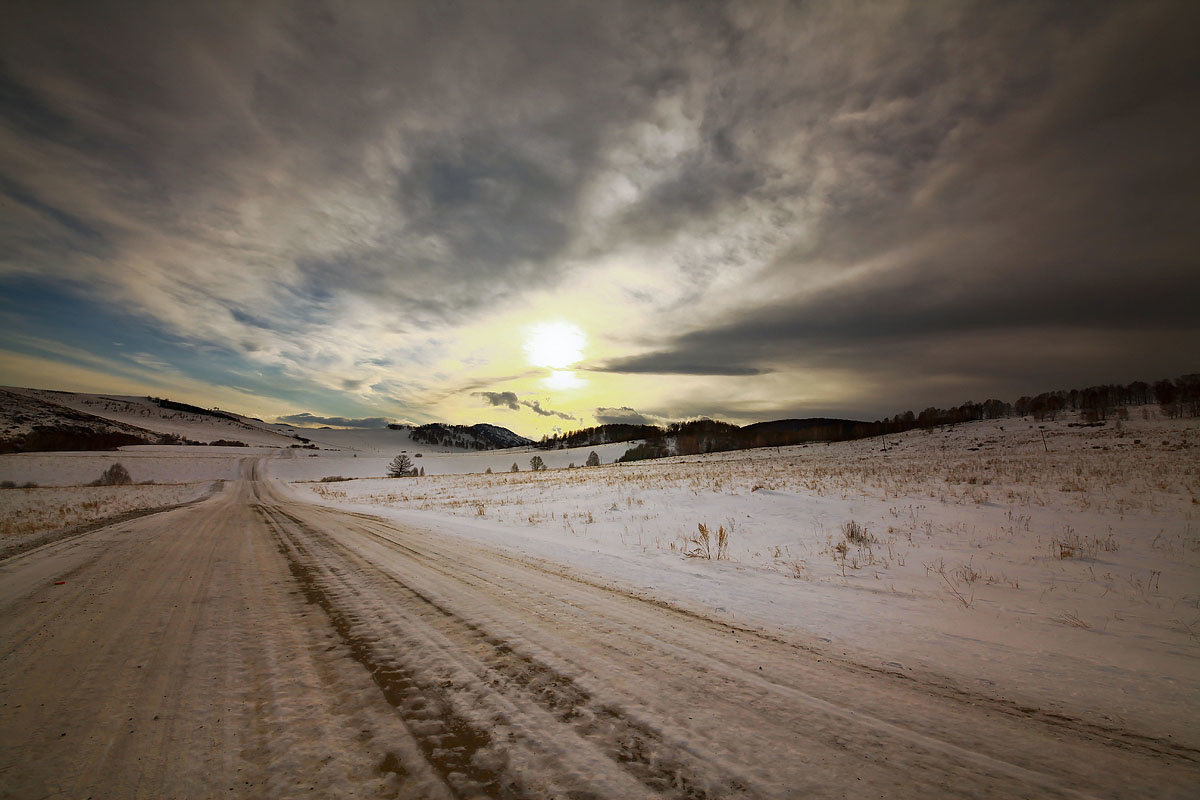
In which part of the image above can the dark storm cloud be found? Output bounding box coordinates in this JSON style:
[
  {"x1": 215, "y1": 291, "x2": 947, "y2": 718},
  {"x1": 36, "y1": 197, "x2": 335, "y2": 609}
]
[
  {"x1": 473, "y1": 391, "x2": 521, "y2": 411},
  {"x1": 277, "y1": 413, "x2": 390, "y2": 428},
  {"x1": 2, "y1": 0, "x2": 1198, "y2": 420},
  {"x1": 591, "y1": 355, "x2": 767, "y2": 377},
  {"x1": 472, "y1": 390, "x2": 573, "y2": 420},
  {"x1": 594, "y1": 406, "x2": 657, "y2": 426},
  {"x1": 589, "y1": 0, "x2": 1200, "y2": 403},
  {"x1": 522, "y1": 400, "x2": 575, "y2": 420},
  {"x1": 0, "y1": 0, "x2": 682, "y2": 325}
]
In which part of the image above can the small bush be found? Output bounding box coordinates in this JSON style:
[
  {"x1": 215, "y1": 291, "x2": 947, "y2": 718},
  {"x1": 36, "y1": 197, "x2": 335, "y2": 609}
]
[
  {"x1": 94, "y1": 463, "x2": 132, "y2": 486},
  {"x1": 0, "y1": 481, "x2": 15, "y2": 489},
  {"x1": 842, "y1": 520, "x2": 877, "y2": 545}
]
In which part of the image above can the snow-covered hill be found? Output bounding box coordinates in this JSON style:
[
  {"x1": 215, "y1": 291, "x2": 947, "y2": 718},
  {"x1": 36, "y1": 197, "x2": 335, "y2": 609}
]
[
  {"x1": 0, "y1": 386, "x2": 535, "y2": 459},
  {"x1": 0, "y1": 388, "x2": 160, "y2": 453},
  {"x1": 3, "y1": 387, "x2": 301, "y2": 448}
]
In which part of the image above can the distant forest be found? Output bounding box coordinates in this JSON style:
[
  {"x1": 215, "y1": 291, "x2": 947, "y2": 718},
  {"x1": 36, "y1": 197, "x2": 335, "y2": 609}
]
[
  {"x1": 531, "y1": 374, "x2": 1200, "y2": 462},
  {"x1": 392, "y1": 422, "x2": 530, "y2": 451},
  {"x1": 390, "y1": 423, "x2": 486, "y2": 450}
]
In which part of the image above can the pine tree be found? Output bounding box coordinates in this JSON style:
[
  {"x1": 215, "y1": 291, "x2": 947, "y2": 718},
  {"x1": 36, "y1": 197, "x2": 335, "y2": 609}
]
[
  {"x1": 529, "y1": 455, "x2": 546, "y2": 471},
  {"x1": 511, "y1": 463, "x2": 519, "y2": 472},
  {"x1": 585, "y1": 451, "x2": 600, "y2": 467}
]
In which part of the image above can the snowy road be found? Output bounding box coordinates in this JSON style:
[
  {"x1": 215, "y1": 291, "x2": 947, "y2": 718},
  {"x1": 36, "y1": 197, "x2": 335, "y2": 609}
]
[{"x1": 1, "y1": 465, "x2": 1196, "y2": 799}]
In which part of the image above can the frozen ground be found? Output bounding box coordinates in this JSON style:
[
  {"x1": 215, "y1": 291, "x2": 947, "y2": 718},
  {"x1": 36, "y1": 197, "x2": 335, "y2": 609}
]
[
  {"x1": 4, "y1": 471, "x2": 1194, "y2": 798},
  {"x1": 2, "y1": 413, "x2": 1197, "y2": 797},
  {"x1": 278, "y1": 410, "x2": 1200, "y2": 744}
]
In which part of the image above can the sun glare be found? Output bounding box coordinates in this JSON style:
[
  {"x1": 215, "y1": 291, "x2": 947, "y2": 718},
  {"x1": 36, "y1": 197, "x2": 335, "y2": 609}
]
[
  {"x1": 544, "y1": 369, "x2": 584, "y2": 390},
  {"x1": 523, "y1": 321, "x2": 585, "y2": 369}
]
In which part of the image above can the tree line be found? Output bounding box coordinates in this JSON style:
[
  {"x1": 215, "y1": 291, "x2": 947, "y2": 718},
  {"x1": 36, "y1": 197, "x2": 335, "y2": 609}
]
[{"x1": 528, "y1": 374, "x2": 1200, "y2": 462}]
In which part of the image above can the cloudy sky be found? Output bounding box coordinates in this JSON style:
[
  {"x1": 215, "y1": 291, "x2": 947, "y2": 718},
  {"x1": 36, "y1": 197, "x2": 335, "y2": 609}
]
[{"x1": 2, "y1": 1, "x2": 1197, "y2": 435}]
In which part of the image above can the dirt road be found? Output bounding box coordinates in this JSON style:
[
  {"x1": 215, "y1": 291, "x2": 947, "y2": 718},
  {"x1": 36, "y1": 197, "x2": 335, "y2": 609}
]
[{"x1": 1, "y1": 467, "x2": 1196, "y2": 798}]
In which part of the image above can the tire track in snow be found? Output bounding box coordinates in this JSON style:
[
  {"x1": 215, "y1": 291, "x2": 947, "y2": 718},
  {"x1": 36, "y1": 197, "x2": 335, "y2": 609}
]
[
  {"x1": 256, "y1": 503, "x2": 521, "y2": 800},
  {"x1": 260, "y1": 500, "x2": 751, "y2": 799}
]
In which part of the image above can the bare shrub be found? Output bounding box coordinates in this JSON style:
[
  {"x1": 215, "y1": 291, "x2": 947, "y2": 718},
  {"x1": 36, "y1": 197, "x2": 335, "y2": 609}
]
[
  {"x1": 842, "y1": 520, "x2": 877, "y2": 545},
  {"x1": 953, "y1": 561, "x2": 982, "y2": 585},
  {"x1": 94, "y1": 463, "x2": 132, "y2": 486},
  {"x1": 1052, "y1": 527, "x2": 1119, "y2": 560},
  {"x1": 833, "y1": 540, "x2": 849, "y2": 576}
]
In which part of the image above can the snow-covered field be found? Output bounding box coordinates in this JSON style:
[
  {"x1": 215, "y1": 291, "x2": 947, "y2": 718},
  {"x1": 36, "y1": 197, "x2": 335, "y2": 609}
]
[
  {"x1": 269, "y1": 440, "x2": 633, "y2": 480},
  {"x1": 279, "y1": 411, "x2": 1200, "y2": 743},
  {"x1": 0, "y1": 448, "x2": 254, "y2": 487},
  {"x1": 2, "y1": 405, "x2": 1196, "y2": 746},
  {"x1": 0, "y1": 481, "x2": 217, "y2": 546}
]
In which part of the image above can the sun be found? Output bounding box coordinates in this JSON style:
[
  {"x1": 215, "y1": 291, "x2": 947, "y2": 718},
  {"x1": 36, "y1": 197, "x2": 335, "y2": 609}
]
[{"x1": 523, "y1": 321, "x2": 586, "y2": 370}]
